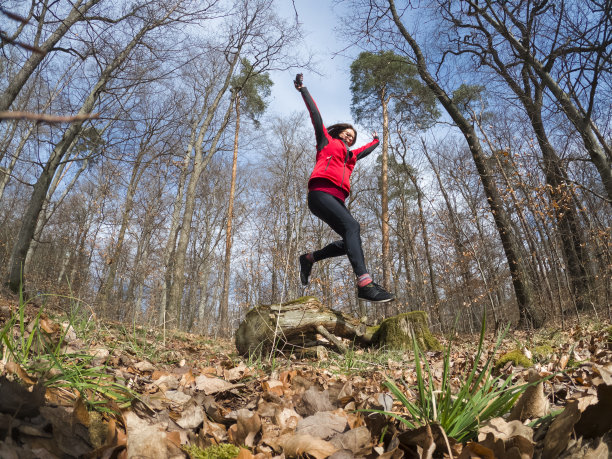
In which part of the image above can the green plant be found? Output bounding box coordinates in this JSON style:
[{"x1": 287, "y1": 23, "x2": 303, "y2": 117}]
[
  {"x1": 118, "y1": 320, "x2": 163, "y2": 362},
  {"x1": 1, "y1": 283, "x2": 136, "y2": 414},
  {"x1": 371, "y1": 316, "x2": 537, "y2": 442},
  {"x1": 40, "y1": 351, "x2": 136, "y2": 413},
  {"x1": 1, "y1": 288, "x2": 44, "y2": 365}
]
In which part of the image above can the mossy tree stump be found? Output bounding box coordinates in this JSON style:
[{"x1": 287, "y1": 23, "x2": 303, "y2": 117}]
[
  {"x1": 373, "y1": 311, "x2": 442, "y2": 351},
  {"x1": 235, "y1": 297, "x2": 441, "y2": 356}
]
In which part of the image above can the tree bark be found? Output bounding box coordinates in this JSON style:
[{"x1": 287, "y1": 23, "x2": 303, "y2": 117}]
[
  {"x1": 407, "y1": 168, "x2": 440, "y2": 323},
  {"x1": 98, "y1": 132, "x2": 152, "y2": 308},
  {"x1": 380, "y1": 92, "x2": 392, "y2": 292},
  {"x1": 478, "y1": 36, "x2": 597, "y2": 312},
  {"x1": 166, "y1": 72, "x2": 238, "y2": 326},
  {"x1": 219, "y1": 93, "x2": 241, "y2": 336}
]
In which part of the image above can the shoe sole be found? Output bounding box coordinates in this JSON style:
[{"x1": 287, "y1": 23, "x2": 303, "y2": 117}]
[{"x1": 358, "y1": 297, "x2": 395, "y2": 303}]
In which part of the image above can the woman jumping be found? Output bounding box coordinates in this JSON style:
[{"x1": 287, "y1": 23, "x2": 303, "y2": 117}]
[{"x1": 295, "y1": 74, "x2": 394, "y2": 303}]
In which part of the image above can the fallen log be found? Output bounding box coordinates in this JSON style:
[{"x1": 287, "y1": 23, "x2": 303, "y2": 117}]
[{"x1": 235, "y1": 296, "x2": 441, "y2": 356}]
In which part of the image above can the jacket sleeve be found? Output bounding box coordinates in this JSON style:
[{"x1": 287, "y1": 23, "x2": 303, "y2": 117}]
[
  {"x1": 299, "y1": 87, "x2": 328, "y2": 151},
  {"x1": 354, "y1": 137, "x2": 380, "y2": 161}
]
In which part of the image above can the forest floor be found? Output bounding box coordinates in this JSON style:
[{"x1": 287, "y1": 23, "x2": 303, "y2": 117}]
[{"x1": 0, "y1": 293, "x2": 611, "y2": 458}]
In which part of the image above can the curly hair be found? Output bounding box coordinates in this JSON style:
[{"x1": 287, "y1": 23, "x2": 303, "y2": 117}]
[{"x1": 327, "y1": 123, "x2": 357, "y2": 146}]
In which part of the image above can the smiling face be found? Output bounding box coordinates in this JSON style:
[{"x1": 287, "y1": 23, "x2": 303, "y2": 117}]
[{"x1": 338, "y1": 128, "x2": 356, "y2": 146}]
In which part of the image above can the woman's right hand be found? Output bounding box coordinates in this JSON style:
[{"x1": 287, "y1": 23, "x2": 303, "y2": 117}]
[{"x1": 294, "y1": 73, "x2": 303, "y2": 90}]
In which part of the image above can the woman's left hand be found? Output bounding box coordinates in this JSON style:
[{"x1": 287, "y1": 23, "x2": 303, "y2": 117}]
[{"x1": 372, "y1": 130, "x2": 378, "y2": 138}]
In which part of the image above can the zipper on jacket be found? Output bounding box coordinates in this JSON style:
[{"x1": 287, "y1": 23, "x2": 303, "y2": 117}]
[
  {"x1": 340, "y1": 148, "x2": 349, "y2": 189},
  {"x1": 324, "y1": 155, "x2": 332, "y2": 171}
]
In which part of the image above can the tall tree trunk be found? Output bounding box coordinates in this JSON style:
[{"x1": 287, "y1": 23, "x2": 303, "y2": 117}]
[
  {"x1": 160, "y1": 127, "x2": 199, "y2": 326},
  {"x1": 388, "y1": 0, "x2": 542, "y2": 327},
  {"x1": 424, "y1": 148, "x2": 475, "y2": 318},
  {"x1": 407, "y1": 166, "x2": 440, "y2": 324},
  {"x1": 24, "y1": 153, "x2": 88, "y2": 274},
  {"x1": 529, "y1": 104, "x2": 595, "y2": 311},
  {"x1": 166, "y1": 72, "x2": 238, "y2": 326},
  {"x1": 219, "y1": 93, "x2": 241, "y2": 336},
  {"x1": 98, "y1": 138, "x2": 149, "y2": 308},
  {"x1": 380, "y1": 93, "x2": 391, "y2": 290},
  {"x1": 483, "y1": 41, "x2": 597, "y2": 312}
]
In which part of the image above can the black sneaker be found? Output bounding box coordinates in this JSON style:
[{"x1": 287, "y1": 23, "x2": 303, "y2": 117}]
[
  {"x1": 358, "y1": 282, "x2": 394, "y2": 303},
  {"x1": 299, "y1": 254, "x2": 313, "y2": 285}
]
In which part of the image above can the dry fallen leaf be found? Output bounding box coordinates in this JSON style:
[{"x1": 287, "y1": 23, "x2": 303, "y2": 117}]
[
  {"x1": 0, "y1": 375, "x2": 44, "y2": 418},
  {"x1": 4, "y1": 361, "x2": 37, "y2": 385},
  {"x1": 274, "y1": 407, "x2": 301, "y2": 431},
  {"x1": 124, "y1": 411, "x2": 183, "y2": 458},
  {"x1": 134, "y1": 360, "x2": 156, "y2": 372},
  {"x1": 177, "y1": 402, "x2": 205, "y2": 429},
  {"x1": 279, "y1": 433, "x2": 339, "y2": 459},
  {"x1": 301, "y1": 386, "x2": 334, "y2": 415},
  {"x1": 224, "y1": 362, "x2": 248, "y2": 382},
  {"x1": 542, "y1": 395, "x2": 597, "y2": 459},
  {"x1": 458, "y1": 441, "x2": 496, "y2": 459},
  {"x1": 72, "y1": 397, "x2": 90, "y2": 428},
  {"x1": 574, "y1": 383, "x2": 612, "y2": 438},
  {"x1": 236, "y1": 447, "x2": 256, "y2": 459},
  {"x1": 228, "y1": 409, "x2": 262, "y2": 447},
  {"x1": 296, "y1": 411, "x2": 348, "y2": 440},
  {"x1": 329, "y1": 426, "x2": 371, "y2": 454},
  {"x1": 195, "y1": 375, "x2": 235, "y2": 395},
  {"x1": 179, "y1": 369, "x2": 196, "y2": 389},
  {"x1": 477, "y1": 417, "x2": 534, "y2": 459},
  {"x1": 262, "y1": 379, "x2": 285, "y2": 396}
]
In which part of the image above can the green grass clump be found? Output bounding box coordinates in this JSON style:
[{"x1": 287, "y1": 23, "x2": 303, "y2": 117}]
[
  {"x1": 368, "y1": 316, "x2": 537, "y2": 443},
  {"x1": 183, "y1": 443, "x2": 241, "y2": 459},
  {"x1": 495, "y1": 349, "x2": 533, "y2": 370},
  {"x1": 0, "y1": 284, "x2": 135, "y2": 414}
]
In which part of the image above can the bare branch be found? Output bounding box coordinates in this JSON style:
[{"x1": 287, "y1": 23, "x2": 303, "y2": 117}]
[
  {"x1": 0, "y1": 31, "x2": 46, "y2": 54},
  {"x1": 0, "y1": 111, "x2": 100, "y2": 123}
]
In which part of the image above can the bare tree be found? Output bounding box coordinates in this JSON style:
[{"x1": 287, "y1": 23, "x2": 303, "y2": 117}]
[
  {"x1": 0, "y1": 0, "x2": 102, "y2": 112},
  {"x1": 453, "y1": 0, "x2": 612, "y2": 203},
  {"x1": 6, "y1": 1, "x2": 213, "y2": 292}
]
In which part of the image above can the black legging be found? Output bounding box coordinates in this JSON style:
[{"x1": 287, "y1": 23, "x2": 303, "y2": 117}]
[{"x1": 307, "y1": 190, "x2": 368, "y2": 277}]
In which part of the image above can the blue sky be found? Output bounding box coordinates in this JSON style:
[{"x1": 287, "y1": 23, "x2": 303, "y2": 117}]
[{"x1": 267, "y1": 0, "x2": 357, "y2": 127}]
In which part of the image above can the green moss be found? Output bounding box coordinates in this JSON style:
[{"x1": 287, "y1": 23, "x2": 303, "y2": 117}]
[
  {"x1": 374, "y1": 311, "x2": 441, "y2": 351},
  {"x1": 183, "y1": 443, "x2": 241, "y2": 459},
  {"x1": 495, "y1": 349, "x2": 533, "y2": 370},
  {"x1": 532, "y1": 344, "x2": 554, "y2": 360}
]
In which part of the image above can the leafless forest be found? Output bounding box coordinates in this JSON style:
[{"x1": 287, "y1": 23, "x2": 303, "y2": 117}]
[{"x1": 1, "y1": 0, "x2": 610, "y2": 336}]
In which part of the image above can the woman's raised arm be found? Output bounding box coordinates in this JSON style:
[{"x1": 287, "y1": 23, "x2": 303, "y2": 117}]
[{"x1": 295, "y1": 74, "x2": 327, "y2": 151}]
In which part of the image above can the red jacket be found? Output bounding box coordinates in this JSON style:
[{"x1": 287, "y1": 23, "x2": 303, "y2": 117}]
[{"x1": 300, "y1": 87, "x2": 379, "y2": 198}]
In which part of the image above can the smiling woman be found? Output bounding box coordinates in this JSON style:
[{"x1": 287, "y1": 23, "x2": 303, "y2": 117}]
[
  {"x1": 293, "y1": 73, "x2": 394, "y2": 304},
  {"x1": 327, "y1": 123, "x2": 356, "y2": 146}
]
